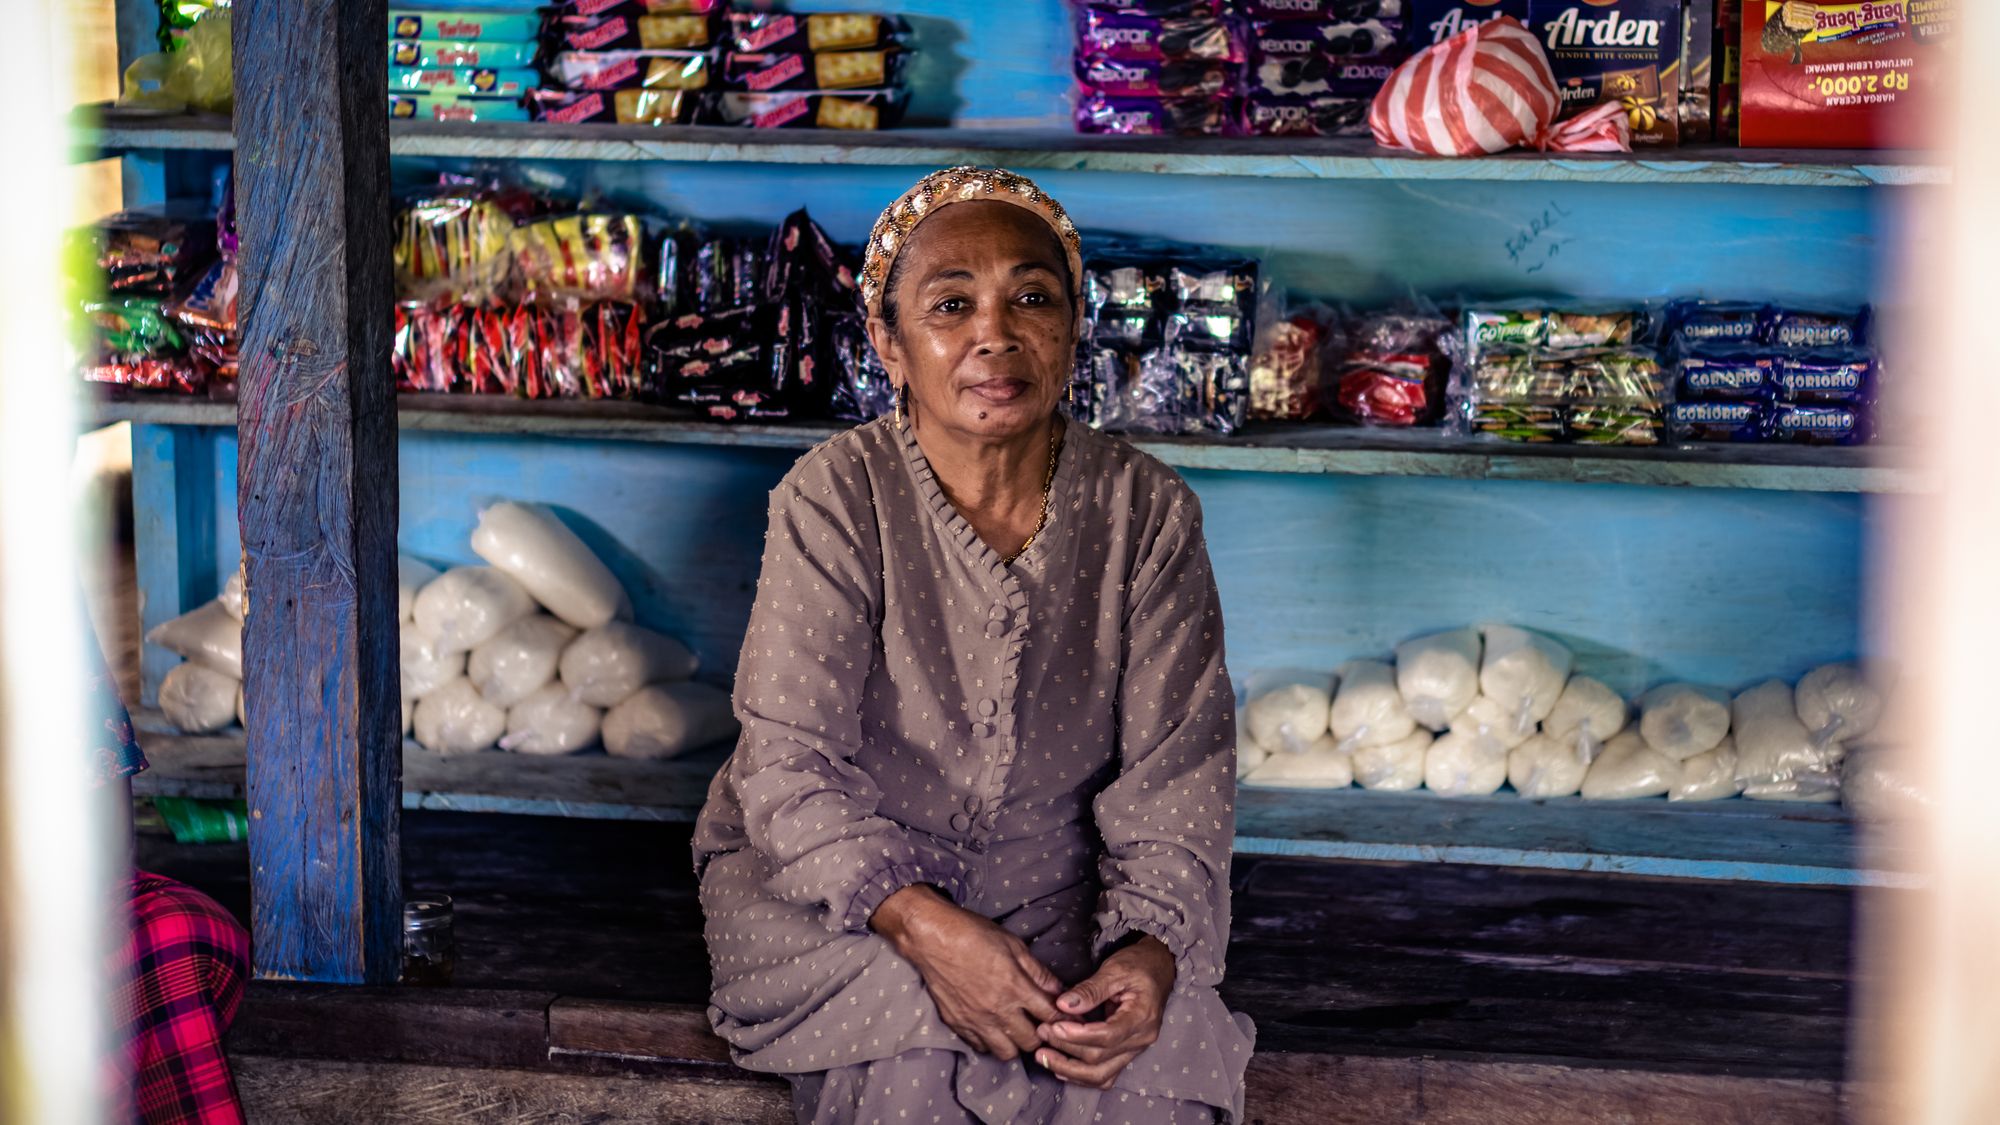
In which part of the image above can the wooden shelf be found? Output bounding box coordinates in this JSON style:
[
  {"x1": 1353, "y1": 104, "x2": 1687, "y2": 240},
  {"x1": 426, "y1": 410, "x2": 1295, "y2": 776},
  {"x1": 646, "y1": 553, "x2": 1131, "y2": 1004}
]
[
  {"x1": 88, "y1": 391, "x2": 1919, "y2": 493},
  {"x1": 76, "y1": 107, "x2": 1948, "y2": 189},
  {"x1": 131, "y1": 710, "x2": 1907, "y2": 887}
]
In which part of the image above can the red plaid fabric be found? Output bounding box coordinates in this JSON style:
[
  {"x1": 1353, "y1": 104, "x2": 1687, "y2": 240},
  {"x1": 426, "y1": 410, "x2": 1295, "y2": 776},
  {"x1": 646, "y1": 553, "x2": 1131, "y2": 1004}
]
[{"x1": 110, "y1": 872, "x2": 250, "y2": 1125}]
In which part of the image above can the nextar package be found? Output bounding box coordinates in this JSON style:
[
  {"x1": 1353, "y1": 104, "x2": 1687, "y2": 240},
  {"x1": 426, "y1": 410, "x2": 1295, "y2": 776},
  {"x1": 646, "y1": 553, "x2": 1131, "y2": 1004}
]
[
  {"x1": 1526, "y1": 0, "x2": 1685, "y2": 146},
  {"x1": 1741, "y1": 0, "x2": 1954, "y2": 148}
]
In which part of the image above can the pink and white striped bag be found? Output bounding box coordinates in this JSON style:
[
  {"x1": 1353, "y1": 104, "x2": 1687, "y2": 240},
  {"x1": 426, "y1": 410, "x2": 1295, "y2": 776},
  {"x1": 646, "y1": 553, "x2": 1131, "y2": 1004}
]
[{"x1": 1367, "y1": 16, "x2": 1630, "y2": 157}]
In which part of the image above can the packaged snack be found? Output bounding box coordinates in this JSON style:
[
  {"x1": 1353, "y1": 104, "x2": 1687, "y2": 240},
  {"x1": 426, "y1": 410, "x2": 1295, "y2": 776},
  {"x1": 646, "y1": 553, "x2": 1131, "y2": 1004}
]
[
  {"x1": 1770, "y1": 402, "x2": 1867, "y2": 445},
  {"x1": 1681, "y1": 0, "x2": 1716, "y2": 142},
  {"x1": 532, "y1": 302, "x2": 649, "y2": 398},
  {"x1": 391, "y1": 93, "x2": 533, "y2": 122},
  {"x1": 722, "y1": 49, "x2": 908, "y2": 93},
  {"x1": 1341, "y1": 308, "x2": 1451, "y2": 425},
  {"x1": 82, "y1": 212, "x2": 217, "y2": 295},
  {"x1": 1404, "y1": 0, "x2": 1529, "y2": 47},
  {"x1": 1249, "y1": 311, "x2": 1332, "y2": 420},
  {"x1": 392, "y1": 38, "x2": 539, "y2": 69},
  {"x1": 1470, "y1": 403, "x2": 1565, "y2": 441},
  {"x1": 1246, "y1": 0, "x2": 1405, "y2": 18},
  {"x1": 1716, "y1": 0, "x2": 1742, "y2": 141},
  {"x1": 1527, "y1": 0, "x2": 1685, "y2": 146},
  {"x1": 543, "y1": 50, "x2": 712, "y2": 91},
  {"x1": 1465, "y1": 307, "x2": 1550, "y2": 356},
  {"x1": 1075, "y1": 55, "x2": 1242, "y2": 98},
  {"x1": 1546, "y1": 308, "x2": 1639, "y2": 351},
  {"x1": 389, "y1": 66, "x2": 539, "y2": 98},
  {"x1": 1566, "y1": 405, "x2": 1662, "y2": 445},
  {"x1": 1669, "y1": 399, "x2": 1767, "y2": 442},
  {"x1": 1075, "y1": 10, "x2": 1245, "y2": 63},
  {"x1": 1125, "y1": 349, "x2": 1250, "y2": 435},
  {"x1": 1775, "y1": 350, "x2": 1874, "y2": 405},
  {"x1": 1079, "y1": 0, "x2": 1226, "y2": 15},
  {"x1": 1075, "y1": 92, "x2": 1237, "y2": 134},
  {"x1": 1248, "y1": 52, "x2": 1401, "y2": 98},
  {"x1": 1561, "y1": 348, "x2": 1665, "y2": 405},
  {"x1": 1765, "y1": 307, "x2": 1866, "y2": 350},
  {"x1": 528, "y1": 87, "x2": 699, "y2": 124},
  {"x1": 510, "y1": 214, "x2": 645, "y2": 305},
  {"x1": 692, "y1": 237, "x2": 765, "y2": 311},
  {"x1": 725, "y1": 12, "x2": 911, "y2": 54},
  {"x1": 827, "y1": 313, "x2": 895, "y2": 422},
  {"x1": 554, "y1": 0, "x2": 723, "y2": 15},
  {"x1": 80, "y1": 296, "x2": 201, "y2": 392},
  {"x1": 1675, "y1": 346, "x2": 1778, "y2": 401},
  {"x1": 390, "y1": 9, "x2": 542, "y2": 42},
  {"x1": 393, "y1": 186, "x2": 527, "y2": 305},
  {"x1": 702, "y1": 89, "x2": 909, "y2": 130},
  {"x1": 1248, "y1": 18, "x2": 1403, "y2": 61},
  {"x1": 1242, "y1": 94, "x2": 1371, "y2": 135},
  {"x1": 1741, "y1": 0, "x2": 1955, "y2": 148},
  {"x1": 545, "y1": 11, "x2": 720, "y2": 51},
  {"x1": 1086, "y1": 264, "x2": 1165, "y2": 346},
  {"x1": 1665, "y1": 300, "x2": 1766, "y2": 349}
]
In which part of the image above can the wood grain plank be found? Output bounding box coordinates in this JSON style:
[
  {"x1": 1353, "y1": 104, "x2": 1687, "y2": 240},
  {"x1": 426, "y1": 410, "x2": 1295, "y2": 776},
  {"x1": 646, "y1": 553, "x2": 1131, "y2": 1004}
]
[
  {"x1": 228, "y1": 985, "x2": 555, "y2": 1070},
  {"x1": 234, "y1": 0, "x2": 402, "y2": 983},
  {"x1": 232, "y1": 1055, "x2": 794, "y2": 1125},
  {"x1": 548, "y1": 999, "x2": 735, "y2": 1066}
]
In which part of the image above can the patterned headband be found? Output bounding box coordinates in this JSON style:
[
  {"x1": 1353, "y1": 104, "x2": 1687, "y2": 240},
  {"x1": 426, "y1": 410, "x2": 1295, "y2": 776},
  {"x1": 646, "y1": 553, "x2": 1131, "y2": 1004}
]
[{"x1": 859, "y1": 165, "x2": 1085, "y2": 321}]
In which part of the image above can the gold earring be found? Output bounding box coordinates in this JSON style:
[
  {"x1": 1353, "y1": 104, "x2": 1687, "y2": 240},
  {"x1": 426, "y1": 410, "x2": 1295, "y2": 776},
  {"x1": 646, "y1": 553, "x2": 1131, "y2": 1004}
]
[{"x1": 894, "y1": 383, "x2": 907, "y2": 426}]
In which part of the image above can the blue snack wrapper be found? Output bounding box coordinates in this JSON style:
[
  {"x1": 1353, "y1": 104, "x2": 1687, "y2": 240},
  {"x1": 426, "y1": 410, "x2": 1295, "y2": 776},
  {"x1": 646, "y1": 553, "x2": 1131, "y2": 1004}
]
[
  {"x1": 1666, "y1": 300, "x2": 1766, "y2": 349},
  {"x1": 1669, "y1": 399, "x2": 1767, "y2": 443},
  {"x1": 1775, "y1": 349, "x2": 1874, "y2": 405},
  {"x1": 1675, "y1": 346, "x2": 1778, "y2": 401},
  {"x1": 1764, "y1": 307, "x2": 1868, "y2": 349},
  {"x1": 1770, "y1": 403, "x2": 1868, "y2": 445}
]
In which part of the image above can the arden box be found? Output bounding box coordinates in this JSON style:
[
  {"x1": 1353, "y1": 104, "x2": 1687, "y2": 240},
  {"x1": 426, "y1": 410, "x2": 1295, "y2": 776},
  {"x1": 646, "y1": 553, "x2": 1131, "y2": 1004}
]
[{"x1": 1528, "y1": 0, "x2": 1686, "y2": 147}]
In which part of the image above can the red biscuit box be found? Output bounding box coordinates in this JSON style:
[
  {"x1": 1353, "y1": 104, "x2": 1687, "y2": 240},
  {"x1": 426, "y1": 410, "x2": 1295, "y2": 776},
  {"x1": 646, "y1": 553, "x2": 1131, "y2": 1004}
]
[{"x1": 1740, "y1": 0, "x2": 1955, "y2": 148}]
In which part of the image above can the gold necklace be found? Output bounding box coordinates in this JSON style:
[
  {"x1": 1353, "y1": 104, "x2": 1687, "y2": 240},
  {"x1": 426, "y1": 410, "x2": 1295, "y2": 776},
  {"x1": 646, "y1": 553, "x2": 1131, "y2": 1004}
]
[{"x1": 1002, "y1": 421, "x2": 1063, "y2": 566}]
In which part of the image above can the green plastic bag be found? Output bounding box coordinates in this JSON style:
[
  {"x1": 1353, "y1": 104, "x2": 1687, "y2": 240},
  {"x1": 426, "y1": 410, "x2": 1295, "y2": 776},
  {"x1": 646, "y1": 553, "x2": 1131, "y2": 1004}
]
[
  {"x1": 122, "y1": 8, "x2": 233, "y2": 114},
  {"x1": 153, "y1": 797, "x2": 251, "y2": 844}
]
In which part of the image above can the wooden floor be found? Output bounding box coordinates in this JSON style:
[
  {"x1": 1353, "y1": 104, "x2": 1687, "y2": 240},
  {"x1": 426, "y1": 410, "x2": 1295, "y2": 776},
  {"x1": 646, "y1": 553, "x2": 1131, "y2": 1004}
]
[{"x1": 139, "y1": 809, "x2": 1865, "y2": 1121}]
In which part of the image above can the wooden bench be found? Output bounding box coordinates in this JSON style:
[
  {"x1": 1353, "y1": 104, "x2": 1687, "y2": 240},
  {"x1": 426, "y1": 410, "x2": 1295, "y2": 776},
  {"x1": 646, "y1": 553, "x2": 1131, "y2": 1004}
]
[{"x1": 141, "y1": 810, "x2": 1862, "y2": 1123}]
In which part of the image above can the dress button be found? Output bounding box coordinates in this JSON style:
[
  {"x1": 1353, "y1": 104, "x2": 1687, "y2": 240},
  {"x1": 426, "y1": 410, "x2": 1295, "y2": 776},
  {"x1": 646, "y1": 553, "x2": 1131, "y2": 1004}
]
[
  {"x1": 985, "y1": 621, "x2": 1007, "y2": 639},
  {"x1": 989, "y1": 603, "x2": 1008, "y2": 620},
  {"x1": 964, "y1": 795, "x2": 981, "y2": 814},
  {"x1": 949, "y1": 812, "x2": 971, "y2": 832},
  {"x1": 977, "y1": 698, "x2": 998, "y2": 717},
  {"x1": 973, "y1": 721, "x2": 994, "y2": 738}
]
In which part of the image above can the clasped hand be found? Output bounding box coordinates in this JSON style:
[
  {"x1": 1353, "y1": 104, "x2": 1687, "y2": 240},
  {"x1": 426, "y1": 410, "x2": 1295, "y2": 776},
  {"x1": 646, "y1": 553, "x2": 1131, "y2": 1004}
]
[{"x1": 871, "y1": 884, "x2": 1175, "y2": 1090}]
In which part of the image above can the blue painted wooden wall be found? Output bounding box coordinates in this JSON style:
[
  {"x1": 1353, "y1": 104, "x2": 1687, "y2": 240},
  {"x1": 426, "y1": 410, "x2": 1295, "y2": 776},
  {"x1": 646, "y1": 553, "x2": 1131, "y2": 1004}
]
[{"x1": 135, "y1": 424, "x2": 1867, "y2": 703}]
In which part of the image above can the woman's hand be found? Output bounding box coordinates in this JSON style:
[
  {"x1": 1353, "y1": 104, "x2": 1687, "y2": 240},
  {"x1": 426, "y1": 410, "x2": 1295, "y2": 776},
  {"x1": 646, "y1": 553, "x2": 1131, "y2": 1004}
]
[
  {"x1": 871, "y1": 884, "x2": 1064, "y2": 1060},
  {"x1": 1032, "y1": 935, "x2": 1176, "y2": 1089}
]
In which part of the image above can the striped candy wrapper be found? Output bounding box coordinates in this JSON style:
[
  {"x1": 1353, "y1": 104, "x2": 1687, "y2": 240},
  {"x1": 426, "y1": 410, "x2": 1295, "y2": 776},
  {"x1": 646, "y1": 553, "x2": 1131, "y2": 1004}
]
[{"x1": 1367, "y1": 16, "x2": 1629, "y2": 156}]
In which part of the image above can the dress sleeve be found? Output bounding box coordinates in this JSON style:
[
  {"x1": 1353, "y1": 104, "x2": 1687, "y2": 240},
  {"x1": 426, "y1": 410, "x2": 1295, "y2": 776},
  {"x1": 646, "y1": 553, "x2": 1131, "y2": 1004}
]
[
  {"x1": 726, "y1": 475, "x2": 962, "y2": 935},
  {"x1": 1090, "y1": 488, "x2": 1238, "y2": 989}
]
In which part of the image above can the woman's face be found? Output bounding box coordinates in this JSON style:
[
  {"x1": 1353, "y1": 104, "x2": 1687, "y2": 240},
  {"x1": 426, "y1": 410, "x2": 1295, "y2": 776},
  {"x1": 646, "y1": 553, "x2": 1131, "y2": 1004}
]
[{"x1": 868, "y1": 201, "x2": 1077, "y2": 442}]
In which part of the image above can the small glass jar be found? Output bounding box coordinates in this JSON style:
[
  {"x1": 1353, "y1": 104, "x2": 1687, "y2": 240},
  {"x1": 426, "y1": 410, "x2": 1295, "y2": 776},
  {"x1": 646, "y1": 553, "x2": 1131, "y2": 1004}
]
[{"x1": 402, "y1": 894, "x2": 456, "y2": 986}]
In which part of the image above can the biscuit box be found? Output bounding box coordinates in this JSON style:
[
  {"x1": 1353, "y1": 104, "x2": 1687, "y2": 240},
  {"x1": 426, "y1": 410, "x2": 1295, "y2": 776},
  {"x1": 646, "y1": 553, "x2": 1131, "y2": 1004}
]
[
  {"x1": 1528, "y1": 1, "x2": 1686, "y2": 146},
  {"x1": 1740, "y1": 0, "x2": 1954, "y2": 148},
  {"x1": 1405, "y1": 0, "x2": 1532, "y2": 47}
]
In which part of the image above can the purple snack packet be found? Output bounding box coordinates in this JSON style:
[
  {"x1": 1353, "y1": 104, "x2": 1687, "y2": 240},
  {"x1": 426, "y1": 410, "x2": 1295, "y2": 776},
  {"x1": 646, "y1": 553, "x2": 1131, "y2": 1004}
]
[
  {"x1": 1075, "y1": 91, "x2": 1236, "y2": 135},
  {"x1": 1770, "y1": 403, "x2": 1869, "y2": 445},
  {"x1": 1247, "y1": 18, "x2": 1403, "y2": 60},
  {"x1": 1075, "y1": 10, "x2": 1244, "y2": 63},
  {"x1": 1242, "y1": 94, "x2": 1371, "y2": 135},
  {"x1": 1075, "y1": 53, "x2": 1241, "y2": 97},
  {"x1": 1077, "y1": 0, "x2": 1225, "y2": 14},
  {"x1": 1669, "y1": 399, "x2": 1768, "y2": 443},
  {"x1": 1764, "y1": 307, "x2": 1868, "y2": 349},
  {"x1": 1674, "y1": 346, "x2": 1779, "y2": 401},
  {"x1": 1243, "y1": 0, "x2": 1405, "y2": 18},
  {"x1": 1248, "y1": 52, "x2": 1402, "y2": 97},
  {"x1": 1775, "y1": 349, "x2": 1874, "y2": 405}
]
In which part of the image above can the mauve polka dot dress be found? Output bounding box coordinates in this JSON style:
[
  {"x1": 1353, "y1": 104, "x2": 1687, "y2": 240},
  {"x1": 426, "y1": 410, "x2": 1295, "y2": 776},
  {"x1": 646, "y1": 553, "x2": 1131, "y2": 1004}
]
[{"x1": 692, "y1": 413, "x2": 1256, "y2": 1125}]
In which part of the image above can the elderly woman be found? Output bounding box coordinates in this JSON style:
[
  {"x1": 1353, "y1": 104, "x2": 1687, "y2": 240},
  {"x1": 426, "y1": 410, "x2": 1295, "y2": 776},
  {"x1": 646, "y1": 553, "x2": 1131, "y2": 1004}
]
[{"x1": 692, "y1": 167, "x2": 1255, "y2": 1125}]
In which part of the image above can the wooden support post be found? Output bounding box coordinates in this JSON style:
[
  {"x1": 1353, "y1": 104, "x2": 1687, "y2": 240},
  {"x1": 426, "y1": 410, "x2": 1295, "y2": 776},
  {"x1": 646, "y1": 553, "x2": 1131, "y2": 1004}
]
[{"x1": 233, "y1": 0, "x2": 400, "y2": 984}]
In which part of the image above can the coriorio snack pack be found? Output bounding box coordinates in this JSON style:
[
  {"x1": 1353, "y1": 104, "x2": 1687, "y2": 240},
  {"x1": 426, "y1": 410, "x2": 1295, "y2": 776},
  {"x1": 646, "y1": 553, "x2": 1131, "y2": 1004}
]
[
  {"x1": 1528, "y1": 0, "x2": 1685, "y2": 146},
  {"x1": 1741, "y1": 0, "x2": 1954, "y2": 148}
]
